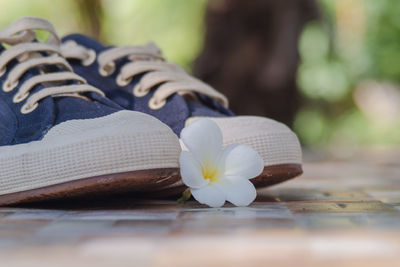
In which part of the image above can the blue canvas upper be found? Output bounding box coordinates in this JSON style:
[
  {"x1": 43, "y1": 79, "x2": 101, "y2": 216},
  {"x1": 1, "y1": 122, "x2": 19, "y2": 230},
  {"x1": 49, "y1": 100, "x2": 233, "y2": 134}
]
[
  {"x1": 0, "y1": 44, "x2": 122, "y2": 146},
  {"x1": 62, "y1": 34, "x2": 234, "y2": 135}
]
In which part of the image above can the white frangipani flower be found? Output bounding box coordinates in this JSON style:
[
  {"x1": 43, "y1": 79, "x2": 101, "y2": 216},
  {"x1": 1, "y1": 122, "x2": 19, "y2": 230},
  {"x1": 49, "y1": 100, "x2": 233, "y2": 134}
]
[{"x1": 179, "y1": 118, "x2": 264, "y2": 208}]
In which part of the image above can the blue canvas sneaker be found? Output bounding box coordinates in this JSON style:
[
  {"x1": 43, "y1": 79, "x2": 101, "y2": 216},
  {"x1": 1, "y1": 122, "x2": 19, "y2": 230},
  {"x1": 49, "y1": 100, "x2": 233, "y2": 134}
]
[
  {"x1": 61, "y1": 34, "x2": 302, "y2": 194},
  {"x1": 0, "y1": 17, "x2": 181, "y2": 205}
]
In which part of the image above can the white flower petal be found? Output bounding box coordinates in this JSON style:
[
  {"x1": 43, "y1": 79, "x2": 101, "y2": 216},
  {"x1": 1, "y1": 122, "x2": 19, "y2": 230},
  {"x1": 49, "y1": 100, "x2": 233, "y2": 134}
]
[
  {"x1": 181, "y1": 119, "x2": 223, "y2": 164},
  {"x1": 191, "y1": 185, "x2": 226, "y2": 208},
  {"x1": 221, "y1": 144, "x2": 264, "y2": 179},
  {"x1": 179, "y1": 151, "x2": 209, "y2": 189},
  {"x1": 218, "y1": 177, "x2": 257, "y2": 206}
]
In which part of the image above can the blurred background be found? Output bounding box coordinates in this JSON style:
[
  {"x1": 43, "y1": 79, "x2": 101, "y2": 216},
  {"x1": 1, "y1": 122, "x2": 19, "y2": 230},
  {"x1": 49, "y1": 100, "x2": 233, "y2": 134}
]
[{"x1": 1, "y1": 0, "x2": 399, "y2": 150}]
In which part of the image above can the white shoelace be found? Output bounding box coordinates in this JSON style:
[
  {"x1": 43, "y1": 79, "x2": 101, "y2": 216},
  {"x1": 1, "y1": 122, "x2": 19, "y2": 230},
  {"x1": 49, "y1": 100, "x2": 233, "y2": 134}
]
[
  {"x1": 0, "y1": 17, "x2": 104, "y2": 114},
  {"x1": 61, "y1": 41, "x2": 228, "y2": 110}
]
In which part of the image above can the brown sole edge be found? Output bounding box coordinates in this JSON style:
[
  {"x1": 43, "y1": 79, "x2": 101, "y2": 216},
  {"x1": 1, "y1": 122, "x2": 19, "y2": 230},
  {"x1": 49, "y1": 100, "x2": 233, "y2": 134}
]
[
  {"x1": 144, "y1": 163, "x2": 303, "y2": 198},
  {"x1": 0, "y1": 168, "x2": 180, "y2": 206},
  {"x1": 252, "y1": 163, "x2": 303, "y2": 188}
]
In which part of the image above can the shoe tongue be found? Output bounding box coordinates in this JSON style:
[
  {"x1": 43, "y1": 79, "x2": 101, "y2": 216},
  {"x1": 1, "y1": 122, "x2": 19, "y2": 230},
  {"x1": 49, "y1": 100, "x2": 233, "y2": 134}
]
[{"x1": 62, "y1": 34, "x2": 107, "y2": 53}]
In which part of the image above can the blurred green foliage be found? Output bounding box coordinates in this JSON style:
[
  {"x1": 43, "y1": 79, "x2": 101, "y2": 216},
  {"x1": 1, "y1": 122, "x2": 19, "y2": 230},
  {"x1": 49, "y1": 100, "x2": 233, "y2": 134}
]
[{"x1": 296, "y1": 0, "x2": 400, "y2": 147}]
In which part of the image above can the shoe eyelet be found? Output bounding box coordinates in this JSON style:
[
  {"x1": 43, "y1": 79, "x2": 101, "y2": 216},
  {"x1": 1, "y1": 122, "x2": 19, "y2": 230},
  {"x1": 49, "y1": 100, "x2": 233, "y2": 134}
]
[
  {"x1": 148, "y1": 97, "x2": 166, "y2": 110},
  {"x1": 2, "y1": 79, "x2": 18, "y2": 92},
  {"x1": 132, "y1": 84, "x2": 148, "y2": 97},
  {"x1": 82, "y1": 49, "x2": 96, "y2": 66},
  {"x1": 20, "y1": 102, "x2": 38, "y2": 114},
  {"x1": 116, "y1": 73, "x2": 132, "y2": 87},
  {"x1": 13, "y1": 92, "x2": 29, "y2": 103},
  {"x1": 0, "y1": 67, "x2": 6, "y2": 78},
  {"x1": 98, "y1": 62, "x2": 115, "y2": 77}
]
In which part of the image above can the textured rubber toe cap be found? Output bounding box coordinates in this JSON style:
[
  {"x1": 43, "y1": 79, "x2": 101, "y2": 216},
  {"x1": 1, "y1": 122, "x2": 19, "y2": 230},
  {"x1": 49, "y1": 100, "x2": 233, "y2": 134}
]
[
  {"x1": 186, "y1": 116, "x2": 302, "y2": 167},
  {"x1": 0, "y1": 110, "x2": 181, "y2": 195}
]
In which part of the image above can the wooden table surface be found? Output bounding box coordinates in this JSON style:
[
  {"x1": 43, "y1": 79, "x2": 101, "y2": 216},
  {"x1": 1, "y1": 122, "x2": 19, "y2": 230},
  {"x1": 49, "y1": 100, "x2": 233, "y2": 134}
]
[{"x1": 1, "y1": 149, "x2": 399, "y2": 267}]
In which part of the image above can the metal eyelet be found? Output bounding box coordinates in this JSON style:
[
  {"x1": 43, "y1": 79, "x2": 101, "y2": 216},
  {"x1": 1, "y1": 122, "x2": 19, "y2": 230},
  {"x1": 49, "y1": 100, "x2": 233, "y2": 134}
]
[
  {"x1": 20, "y1": 102, "x2": 38, "y2": 114},
  {"x1": 13, "y1": 92, "x2": 29, "y2": 103},
  {"x1": 132, "y1": 84, "x2": 149, "y2": 97},
  {"x1": 2, "y1": 79, "x2": 18, "y2": 92},
  {"x1": 148, "y1": 97, "x2": 166, "y2": 110},
  {"x1": 116, "y1": 73, "x2": 132, "y2": 87},
  {"x1": 0, "y1": 67, "x2": 6, "y2": 77},
  {"x1": 98, "y1": 62, "x2": 116, "y2": 77},
  {"x1": 82, "y1": 49, "x2": 96, "y2": 66}
]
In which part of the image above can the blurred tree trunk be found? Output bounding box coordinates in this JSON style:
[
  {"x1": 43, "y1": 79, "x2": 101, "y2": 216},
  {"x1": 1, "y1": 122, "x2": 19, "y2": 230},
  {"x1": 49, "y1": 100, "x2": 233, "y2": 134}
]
[
  {"x1": 194, "y1": 0, "x2": 319, "y2": 126},
  {"x1": 74, "y1": 0, "x2": 104, "y2": 41}
]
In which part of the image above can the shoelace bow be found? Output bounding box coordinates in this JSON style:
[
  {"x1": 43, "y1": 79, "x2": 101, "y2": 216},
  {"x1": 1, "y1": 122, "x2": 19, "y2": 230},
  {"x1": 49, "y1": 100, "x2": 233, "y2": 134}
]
[
  {"x1": 0, "y1": 17, "x2": 104, "y2": 114},
  {"x1": 61, "y1": 40, "x2": 228, "y2": 110}
]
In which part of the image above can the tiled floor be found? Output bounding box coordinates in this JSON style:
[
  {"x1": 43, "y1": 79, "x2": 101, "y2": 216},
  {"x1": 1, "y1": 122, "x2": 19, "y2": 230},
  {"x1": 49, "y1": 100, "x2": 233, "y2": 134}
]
[{"x1": 1, "y1": 149, "x2": 400, "y2": 266}]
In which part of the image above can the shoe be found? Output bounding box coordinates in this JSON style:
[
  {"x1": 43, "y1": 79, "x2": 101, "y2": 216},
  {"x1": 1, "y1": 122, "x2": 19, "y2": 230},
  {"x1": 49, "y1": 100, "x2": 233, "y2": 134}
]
[
  {"x1": 0, "y1": 17, "x2": 181, "y2": 205},
  {"x1": 61, "y1": 34, "x2": 303, "y2": 195}
]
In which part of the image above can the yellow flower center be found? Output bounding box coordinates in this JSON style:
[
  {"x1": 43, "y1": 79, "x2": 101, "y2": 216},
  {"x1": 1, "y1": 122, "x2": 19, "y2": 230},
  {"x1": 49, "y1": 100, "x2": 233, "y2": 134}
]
[{"x1": 202, "y1": 164, "x2": 220, "y2": 184}]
